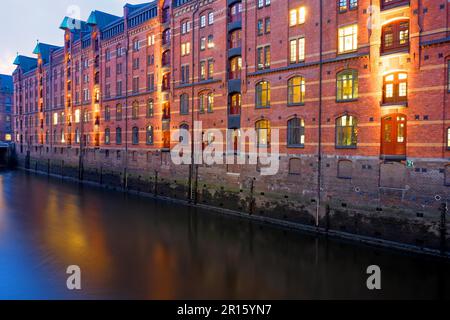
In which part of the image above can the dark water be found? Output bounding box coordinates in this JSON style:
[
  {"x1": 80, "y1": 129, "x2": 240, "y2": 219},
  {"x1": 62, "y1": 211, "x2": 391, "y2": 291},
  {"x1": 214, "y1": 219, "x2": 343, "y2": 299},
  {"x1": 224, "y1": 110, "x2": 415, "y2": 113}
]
[{"x1": 0, "y1": 171, "x2": 449, "y2": 300}]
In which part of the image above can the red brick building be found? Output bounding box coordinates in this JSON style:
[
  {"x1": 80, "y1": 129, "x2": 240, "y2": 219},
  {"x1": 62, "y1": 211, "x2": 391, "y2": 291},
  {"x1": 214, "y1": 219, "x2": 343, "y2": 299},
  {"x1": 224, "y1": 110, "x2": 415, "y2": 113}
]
[
  {"x1": 0, "y1": 74, "x2": 13, "y2": 142},
  {"x1": 11, "y1": 0, "x2": 450, "y2": 249}
]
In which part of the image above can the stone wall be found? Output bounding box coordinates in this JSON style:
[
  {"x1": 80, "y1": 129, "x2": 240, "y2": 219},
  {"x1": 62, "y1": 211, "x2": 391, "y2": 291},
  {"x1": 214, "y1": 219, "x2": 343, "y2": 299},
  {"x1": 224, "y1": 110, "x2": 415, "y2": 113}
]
[{"x1": 16, "y1": 147, "x2": 450, "y2": 255}]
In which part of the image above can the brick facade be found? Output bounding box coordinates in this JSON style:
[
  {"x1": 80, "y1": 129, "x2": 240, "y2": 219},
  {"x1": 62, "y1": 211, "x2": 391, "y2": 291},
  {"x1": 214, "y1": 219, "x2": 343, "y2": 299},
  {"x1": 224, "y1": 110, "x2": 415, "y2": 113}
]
[
  {"x1": 11, "y1": 0, "x2": 450, "y2": 252},
  {"x1": 0, "y1": 74, "x2": 13, "y2": 142}
]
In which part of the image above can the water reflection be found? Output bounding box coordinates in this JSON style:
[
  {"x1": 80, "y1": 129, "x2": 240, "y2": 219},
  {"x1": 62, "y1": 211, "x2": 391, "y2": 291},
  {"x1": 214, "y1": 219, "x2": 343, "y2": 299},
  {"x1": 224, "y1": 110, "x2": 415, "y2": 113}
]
[{"x1": 0, "y1": 171, "x2": 449, "y2": 300}]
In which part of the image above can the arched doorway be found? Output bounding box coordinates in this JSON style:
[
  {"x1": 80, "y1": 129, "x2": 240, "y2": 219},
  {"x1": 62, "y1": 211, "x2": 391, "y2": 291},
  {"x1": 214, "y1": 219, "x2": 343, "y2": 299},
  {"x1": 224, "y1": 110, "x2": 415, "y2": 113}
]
[{"x1": 381, "y1": 113, "x2": 406, "y2": 159}]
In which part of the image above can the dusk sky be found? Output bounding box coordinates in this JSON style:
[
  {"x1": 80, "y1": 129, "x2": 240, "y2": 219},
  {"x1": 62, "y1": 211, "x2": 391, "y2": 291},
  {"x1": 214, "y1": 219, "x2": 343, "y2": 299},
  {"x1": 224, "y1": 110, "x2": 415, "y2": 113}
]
[{"x1": 0, "y1": 0, "x2": 144, "y2": 75}]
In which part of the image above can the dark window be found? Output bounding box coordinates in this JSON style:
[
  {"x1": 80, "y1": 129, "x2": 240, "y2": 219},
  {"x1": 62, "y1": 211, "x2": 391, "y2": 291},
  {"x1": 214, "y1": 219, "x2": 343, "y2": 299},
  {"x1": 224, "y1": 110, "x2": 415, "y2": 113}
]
[
  {"x1": 287, "y1": 118, "x2": 305, "y2": 147},
  {"x1": 180, "y1": 94, "x2": 189, "y2": 115},
  {"x1": 116, "y1": 127, "x2": 122, "y2": 144},
  {"x1": 132, "y1": 127, "x2": 139, "y2": 145}
]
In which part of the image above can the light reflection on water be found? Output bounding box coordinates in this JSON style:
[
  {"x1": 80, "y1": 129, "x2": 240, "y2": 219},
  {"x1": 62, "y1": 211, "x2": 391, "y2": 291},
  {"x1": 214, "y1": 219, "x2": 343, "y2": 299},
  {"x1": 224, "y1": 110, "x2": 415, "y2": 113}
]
[{"x1": 0, "y1": 171, "x2": 449, "y2": 300}]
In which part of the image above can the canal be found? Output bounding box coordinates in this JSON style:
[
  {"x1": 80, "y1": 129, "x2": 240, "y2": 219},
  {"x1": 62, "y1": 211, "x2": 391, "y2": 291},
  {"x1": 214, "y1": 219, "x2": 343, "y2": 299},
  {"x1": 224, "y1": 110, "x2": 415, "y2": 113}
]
[{"x1": 0, "y1": 171, "x2": 449, "y2": 300}]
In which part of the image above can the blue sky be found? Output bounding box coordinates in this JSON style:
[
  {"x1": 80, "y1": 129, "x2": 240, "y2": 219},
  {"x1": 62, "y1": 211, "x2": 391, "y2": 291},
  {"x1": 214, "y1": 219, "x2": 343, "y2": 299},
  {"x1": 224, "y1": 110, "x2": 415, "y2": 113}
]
[{"x1": 0, "y1": 0, "x2": 143, "y2": 75}]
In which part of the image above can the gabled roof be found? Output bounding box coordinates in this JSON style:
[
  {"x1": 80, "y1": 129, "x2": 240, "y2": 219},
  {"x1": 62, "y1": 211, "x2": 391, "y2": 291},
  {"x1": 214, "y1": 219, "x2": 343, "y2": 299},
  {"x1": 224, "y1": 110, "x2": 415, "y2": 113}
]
[
  {"x1": 59, "y1": 16, "x2": 90, "y2": 32},
  {"x1": 32, "y1": 43, "x2": 61, "y2": 64},
  {"x1": 0, "y1": 74, "x2": 13, "y2": 91},
  {"x1": 87, "y1": 10, "x2": 121, "y2": 30},
  {"x1": 13, "y1": 55, "x2": 38, "y2": 73}
]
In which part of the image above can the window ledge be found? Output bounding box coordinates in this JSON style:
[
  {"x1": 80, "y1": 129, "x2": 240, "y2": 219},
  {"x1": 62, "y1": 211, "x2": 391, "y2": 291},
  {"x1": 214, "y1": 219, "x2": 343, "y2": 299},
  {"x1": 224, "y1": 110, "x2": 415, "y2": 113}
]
[
  {"x1": 380, "y1": 101, "x2": 408, "y2": 108},
  {"x1": 380, "y1": 47, "x2": 410, "y2": 56},
  {"x1": 335, "y1": 146, "x2": 357, "y2": 150},
  {"x1": 336, "y1": 98, "x2": 358, "y2": 103},
  {"x1": 288, "y1": 103, "x2": 305, "y2": 107},
  {"x1": 287, "y1": 145, "x2": 305, "y2": 149}
]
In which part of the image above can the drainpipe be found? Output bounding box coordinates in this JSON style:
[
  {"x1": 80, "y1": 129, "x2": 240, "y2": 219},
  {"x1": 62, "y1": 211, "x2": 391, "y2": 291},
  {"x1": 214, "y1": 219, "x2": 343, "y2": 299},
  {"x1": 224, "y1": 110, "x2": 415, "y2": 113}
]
[
  {"x1": 124, "y1": 8, "x2": 130, "y2": 190},
  {"x1": 316, "y1": 0, "x2": 324, "y2": 228},
  {"x1": 189, "y1": 0, "x2": 201, "y2": 204}
]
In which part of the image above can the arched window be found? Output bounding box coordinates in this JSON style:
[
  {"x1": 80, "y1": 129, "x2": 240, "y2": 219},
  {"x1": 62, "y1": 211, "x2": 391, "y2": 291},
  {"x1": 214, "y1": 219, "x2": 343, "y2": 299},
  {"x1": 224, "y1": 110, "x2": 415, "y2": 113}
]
[
  {"x1": 381, "y1": 20, "x2": 409, "y2": 54},
  {"x1": 229, "y1": 56, "x2": 242, "y2": 80},
  {"x1": 337, "y1": 69, "x2": 358, "y2": 101},
  {"x1": 229, "y1": 93, "x2": 241, "y2": 115},
  {"x1": 146, "y1": 126, "x2": 154, "y2": 145},
  {"x1": 162, "y1": 50, "x2": 170, "y2": 67},
  {"x1": 116, "y1": 127, "x2": 122, "y2": 145},
  {"x1": 383, "y1": 72, "x2": 408, "y2": 104},
  {"x1": 256, "y1": 81, "x2": 270, "y2": 108},
  {"x1": 256, "y1": 119, "x2": 271, "y2": 147},
  {"x1": 287, "y1": 118, "x2": 305, "y2": 147},
  {"x1": 147, "y1": 99, "x2": 154, "y2": 118},
  {"x1": 105, "y1": 128, "x2": 111, "y2": 145},
  {"x1": 180, "y1": 94, "x2": 189, "y2": 115},
  {"x1": 336, "y1": 115, "x2": 358, "y2": 148},
  {"x1": 132, "y1": 127, "x2": 139, "y2": 145},
  {"x1": 288, "y1": 76, "x2": 306, "y2": 105},
  {"x1": 116, "y1": 104, "x2": 123, "y2": 121},
  {"x1": 179, "y1": 123, "x2": 189, "y2": 144},
  {"x1": 132, "y1": 101, "x2": 139, "y2": 120}
]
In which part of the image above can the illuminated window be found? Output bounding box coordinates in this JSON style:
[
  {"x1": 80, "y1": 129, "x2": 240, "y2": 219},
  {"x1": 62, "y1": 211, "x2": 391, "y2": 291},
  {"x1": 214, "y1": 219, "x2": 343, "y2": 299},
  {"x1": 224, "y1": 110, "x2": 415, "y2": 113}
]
[
  {"x1": 256, "y1": 120, "x2": 271, "y2": 147},
  {"x1": 288, "y1": 76, "x2": 306, "y2": 105},
  {"x1": 383, "y1": 72, "x2": 408, "y2": 104},
  {"x1": 132, "y1": 101, "x2": 139, "y2": 120},
  {"x1": 336, "y1": 115, "x2": 358, "y2": 148},
  {"x1": 147, "y1": 100, "x2": 154, "y2": 118},
  {"x1": 338, "y1": 24, "x2": 358, "y2": 53},
  {"x1": 290, "y1": 7, "x2": 306, "y2": 26},
  {"x1": 116, "y1": 104, "x2": 123, "y2": 121},
  {"x1": 339, "y1": 0, "x2": 358, "y2": 12},
  {"x1": 105, "y1": 128, "x2": 111, "y2": 145},
  {"x1": 381, "y1": 20, "x2": 409, "y2": 54},
  {"x1": 337, "y1": 69, "x2": 358, "y2": 101},
  {"x1": 146, "y1": 126, "x2": 154, "y2": 145},
  {"x1": 290, "y1": 38, "x2": 305, "y2": 64},
  {"x1": 229, "y1": 93, "x2": 241, "y2": 115},
  {"x1": 256, "y1": 81, "x2": 270, "y2": 108},
  {"x1": 447, "y1": 128, "x2": 450, "y2": 149},
  {"x1": 287, "y1": 118, "x2": 305, "y2": 147},
  {"x1": 257, "y1": 46, "x2": 270, "y2": 70},
  {"x1": 74, "y1": 109, "x2": 81, "y2": 123},
  {"x1": 5, "y1": 134, "x2": 12, "y2": 142},
  {"x1": 53, "y1": 113, "x2": 58, "y2": 125},
  {"x1": 229, "y1": 56, "x2": 242, "y2": 80}
]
